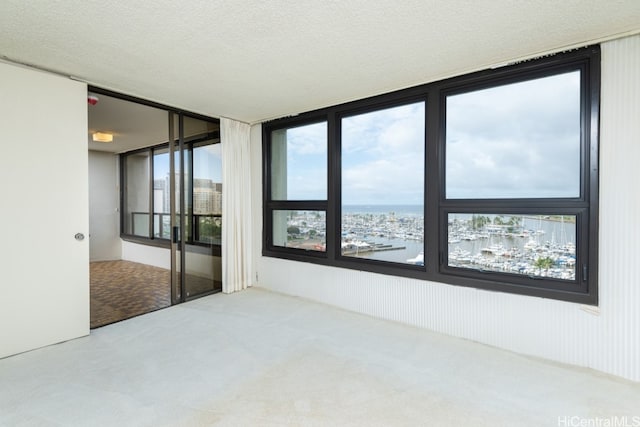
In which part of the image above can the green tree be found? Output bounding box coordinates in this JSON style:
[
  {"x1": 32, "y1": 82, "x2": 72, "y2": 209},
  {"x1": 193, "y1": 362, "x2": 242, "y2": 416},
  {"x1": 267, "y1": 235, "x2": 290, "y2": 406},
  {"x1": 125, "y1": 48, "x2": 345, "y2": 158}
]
[
  {"x1": 287, "y1": 226, "x2": 301, "y2": 235},
  {"x1": 506, "y1": 216, "x2": 521, "y2": 233},
  {"x1": 534, "y1": 257, "x2": 554, "y2": 274},
  {"x1": 199, "y1": 219, "x2": 221, "y2": 243},
  {"x1": 471, "y1": 215, "x2": 490, "y2": 230}
]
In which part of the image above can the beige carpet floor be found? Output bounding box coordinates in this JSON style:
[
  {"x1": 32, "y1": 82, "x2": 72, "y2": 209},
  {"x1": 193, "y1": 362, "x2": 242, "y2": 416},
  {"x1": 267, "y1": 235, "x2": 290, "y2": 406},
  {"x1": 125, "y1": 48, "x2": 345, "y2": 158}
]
[{"x1": 3, "y1": 288, "x2": 639, "y2": 426}]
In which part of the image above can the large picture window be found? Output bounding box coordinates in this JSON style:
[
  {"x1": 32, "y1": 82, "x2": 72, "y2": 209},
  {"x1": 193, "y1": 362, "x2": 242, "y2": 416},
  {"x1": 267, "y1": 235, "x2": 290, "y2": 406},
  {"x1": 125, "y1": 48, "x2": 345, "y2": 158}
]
[{"x1": 263, "y1": 46, "x2": 599, "y2": 304}]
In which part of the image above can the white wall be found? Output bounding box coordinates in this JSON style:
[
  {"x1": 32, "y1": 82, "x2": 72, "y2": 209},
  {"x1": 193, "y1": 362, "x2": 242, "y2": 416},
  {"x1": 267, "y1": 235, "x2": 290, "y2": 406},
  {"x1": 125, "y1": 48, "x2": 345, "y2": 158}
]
[
  {"x1": 122, "y1": 240, "x2": 170, "y2": 269},
  {"x1": 0, "y1": 61, "x2": 89, "y2": 358},
  {"x1": 251, "y1": 34, "x2": 640, "y2": 382},
  {"x1": 88, "y1": 150, "x2": 121, "y2": 261}
]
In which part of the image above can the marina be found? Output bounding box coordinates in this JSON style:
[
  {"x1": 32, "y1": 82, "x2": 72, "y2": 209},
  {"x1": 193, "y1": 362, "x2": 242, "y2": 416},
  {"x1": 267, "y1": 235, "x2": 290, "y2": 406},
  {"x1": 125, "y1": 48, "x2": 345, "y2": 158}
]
[
  {"x1": 443, "y1": 214, "x2": 576, "y2": 280},
  {"x1": 283, "y1": 208, "x2": 576, "y2": 281},
  {"x1": 341, "y1": 242, "x2": 407, "y2": 255}
]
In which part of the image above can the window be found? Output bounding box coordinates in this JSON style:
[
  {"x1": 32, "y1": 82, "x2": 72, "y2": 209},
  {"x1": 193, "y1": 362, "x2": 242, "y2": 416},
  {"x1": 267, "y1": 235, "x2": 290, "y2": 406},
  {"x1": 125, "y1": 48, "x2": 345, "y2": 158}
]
[
  {"x1": 273, "y1": 210, "x2": 326, "y2": 252},
  {"x1": 263, "y1": 46, "x2": 599, "y2": 304},
  {"x1": 153, "y1": 147, "x2": 170, "y2": 239},
  {"x1": 265, "y1": 120, "x2": 328, "y2": 254},
  {"x1": 192, "y1": 142, "x2": 222, "y2": 245},
  {"x1": 271, "y1": 122, "x2": 327, "y2": 201},
  {"x1": 121, "y1": 120, "x2": 222, "y2": 249},
  {"x1": 446, "y1": 214, "x2": 577, "y2": 280},
  {"x1": 445, "y1": 71, "x2": 581, "y2": 199},
  {"x1": 123, "y1": 150, "x2": 151, "y2": 237},
  {"x1": 341, "y1": 102, "x2": 425, "y2": 263}
]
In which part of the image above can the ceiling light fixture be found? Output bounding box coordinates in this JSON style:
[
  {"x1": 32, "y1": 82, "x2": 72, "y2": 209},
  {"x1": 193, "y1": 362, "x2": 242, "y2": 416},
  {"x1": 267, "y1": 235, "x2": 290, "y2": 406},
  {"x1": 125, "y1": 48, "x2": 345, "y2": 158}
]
[{"x1": 92, "y1": 132, "x2": 113, "y2": 143}]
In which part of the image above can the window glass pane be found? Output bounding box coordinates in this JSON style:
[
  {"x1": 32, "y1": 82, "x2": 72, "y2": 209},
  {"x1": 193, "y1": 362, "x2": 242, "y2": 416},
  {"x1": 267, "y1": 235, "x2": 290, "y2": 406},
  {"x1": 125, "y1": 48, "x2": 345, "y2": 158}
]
[
  {"x1": 193, "y1": 143, "x2": 222, "y2": 244},
  {"x1": 271, "y1": 122, "x2": 327, "y2": 200},
  {"x1": 272, "y1": 210, "x2": 326, "y2": 252},
  {"x1": 124, "y1": 151, "x2": 150, "y2": 237},
  {"x1": 341, "y1": 102, "x2": 425, "y2": 264},
  {"x1": 446, "y1": 71, "x2": 581, "y2": 199},
  {"x1": 447, "y1": 214, "x2": 576, "y2": 281},
  {"x1": 153, "y1": 147, "x2": 170, "y2": 239}
]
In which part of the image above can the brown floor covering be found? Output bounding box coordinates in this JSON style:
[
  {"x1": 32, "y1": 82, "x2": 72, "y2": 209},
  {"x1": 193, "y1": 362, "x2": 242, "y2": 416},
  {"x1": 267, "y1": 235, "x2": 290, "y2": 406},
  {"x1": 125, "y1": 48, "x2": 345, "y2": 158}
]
[
  {"x1": 185, "y1": 275, "x2": 223, "y2": 298},
  {"x1": 90, "y1": 260, "x2": 222, "y2": 329},
  {"x1": 90, "y1": 260, "x2": 171, "y2": 329}
]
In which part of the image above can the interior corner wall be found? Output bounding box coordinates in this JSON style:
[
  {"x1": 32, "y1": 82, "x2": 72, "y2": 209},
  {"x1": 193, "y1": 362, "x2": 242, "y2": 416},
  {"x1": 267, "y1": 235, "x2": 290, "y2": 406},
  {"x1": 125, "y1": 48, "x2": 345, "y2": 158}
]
[
  {"x1": 89, "y1": 150, "x2": 121, "y2": 261},
  {"x1": 251, "y1": 34, "x2": 640, "y2": 382},
  {"x1": 250, "y1": 123, "x2": 264, "y2": 284},
  {"x1": 0, "y1": 61, "x2": 89, "y2": 358}
]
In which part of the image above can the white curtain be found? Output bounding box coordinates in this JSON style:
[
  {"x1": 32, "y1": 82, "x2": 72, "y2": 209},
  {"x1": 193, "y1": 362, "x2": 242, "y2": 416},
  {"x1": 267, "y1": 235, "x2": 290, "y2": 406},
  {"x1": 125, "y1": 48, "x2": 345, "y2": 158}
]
[{"x1": 221, "y1": 117, "x2": 252, "y2": 293}]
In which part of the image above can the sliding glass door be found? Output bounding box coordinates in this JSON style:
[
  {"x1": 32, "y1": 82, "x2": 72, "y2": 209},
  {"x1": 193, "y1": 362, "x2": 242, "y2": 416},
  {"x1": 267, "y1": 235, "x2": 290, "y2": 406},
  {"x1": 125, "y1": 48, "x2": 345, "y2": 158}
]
[{"x1": 170, "y1": 113, "x2": 222, "y2": 303}]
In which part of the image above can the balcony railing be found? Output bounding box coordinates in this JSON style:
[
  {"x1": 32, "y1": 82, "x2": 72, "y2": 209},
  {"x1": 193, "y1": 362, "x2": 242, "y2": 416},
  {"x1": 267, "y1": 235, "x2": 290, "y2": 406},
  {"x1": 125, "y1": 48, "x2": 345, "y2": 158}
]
[{"x1": 130, "y1": 212, "x2": 221, "y2": 245}]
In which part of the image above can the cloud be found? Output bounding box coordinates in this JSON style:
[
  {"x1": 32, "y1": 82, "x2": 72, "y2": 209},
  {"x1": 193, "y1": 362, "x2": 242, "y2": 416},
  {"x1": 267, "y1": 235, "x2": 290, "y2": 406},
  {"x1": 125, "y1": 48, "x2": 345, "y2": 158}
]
[
  {"x1": 446, "y1": 70, "x2": 581, "y2": 198},
  {"x1": 342, "y1": 155, "x2": 424, "y2": 204},
  {"x1": 284, "y1": 167, "x2": 326, "y2": 200},
  {"x1": 286, "y1": 122, "x2": 327, "y2": 155},
  {"x1": 273, "y1": 122, "x2": 328, "y2": 199},
  {"x1": 281, "y1": 102, "x2": 426, "y2": 203},
  {"x1": 152, "y1": 144, "x2": 223, "y2": 182},
  {"x1": 279, "y1": 69, "x2": 581, "y2": 204},
  {"x1": 194, "y1": 144, "x2": 222, "y2": 182},
  {"x1": 341, "y1": 102, "x2": 425, "y2": 204}
]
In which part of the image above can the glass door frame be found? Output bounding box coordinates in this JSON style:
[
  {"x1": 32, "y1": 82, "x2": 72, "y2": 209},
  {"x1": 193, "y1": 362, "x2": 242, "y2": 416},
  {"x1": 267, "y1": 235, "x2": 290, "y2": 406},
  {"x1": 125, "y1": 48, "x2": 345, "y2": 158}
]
[
  {"x1": 170, "y1": 112, "x2": 222, "y2": 304},
  {"x1": 91, "y1": 86, "x2": 222, "y2": 307},
  {"x1": 169, "y1": 112, "x2": 181, "y2": 304}
]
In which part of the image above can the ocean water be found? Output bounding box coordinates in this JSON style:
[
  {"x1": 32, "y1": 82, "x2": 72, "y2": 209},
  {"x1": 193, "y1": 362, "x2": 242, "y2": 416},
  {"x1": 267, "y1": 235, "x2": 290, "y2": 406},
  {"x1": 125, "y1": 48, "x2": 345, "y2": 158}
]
[{"x1": 346, "y1": 238, "x2": 424, "y2": 263}]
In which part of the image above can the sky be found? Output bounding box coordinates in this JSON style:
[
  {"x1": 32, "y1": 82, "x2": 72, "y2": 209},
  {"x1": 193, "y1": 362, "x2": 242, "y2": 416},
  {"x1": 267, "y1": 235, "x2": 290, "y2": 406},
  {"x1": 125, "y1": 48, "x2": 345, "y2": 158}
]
[
  {"x1": 148, "y1": 70, "x2": 582, "y2": 205},
  {"x1": 280, "y1": 69, "x2": 582, "y2": 204},
  {"x1": 341, "y1": 102, "x2": 425, "y2": 205},
  {"x1": 446, "y1": 70, "x2": 581, "y2": 199},
  {"x1": 153, "y1": 143, "x2": 222, "y2": 182},
  {"x1": 280, "y1": 122, "x2": 328, "y2": 200},
  {"x1": 282, "y1": 103, "x2": 425, "y2": 204}
]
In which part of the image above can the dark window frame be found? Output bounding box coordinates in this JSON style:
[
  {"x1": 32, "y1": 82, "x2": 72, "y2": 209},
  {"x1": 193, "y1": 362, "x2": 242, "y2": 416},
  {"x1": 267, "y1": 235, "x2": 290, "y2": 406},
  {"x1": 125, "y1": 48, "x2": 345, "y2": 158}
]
[
  {"x1": 90, "y1": 86, "x2": 223, "y2": 252},
  {"x1": 263, "y1": 115, "x2": 330, "y2": 259},
  {"x1": 263, "y1": 46, "x2": 600, "y2": 305},
  {"x1": 119, "y1": 127, "x2": 222, "y2": 253}
]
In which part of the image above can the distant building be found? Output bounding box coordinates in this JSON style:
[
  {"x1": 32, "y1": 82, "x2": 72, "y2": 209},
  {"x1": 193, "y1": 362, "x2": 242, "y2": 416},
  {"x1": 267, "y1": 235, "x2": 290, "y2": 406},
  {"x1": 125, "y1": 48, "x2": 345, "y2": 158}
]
[
  {"x1": 194, "y1": 180, "x2": 222, "y2": 214},
  {"x1": 160, "y1": 174, "x2": 221, "y2": 214},
  {"x1": 154, "y1": 179, "x2": 165, "y2": 213}
]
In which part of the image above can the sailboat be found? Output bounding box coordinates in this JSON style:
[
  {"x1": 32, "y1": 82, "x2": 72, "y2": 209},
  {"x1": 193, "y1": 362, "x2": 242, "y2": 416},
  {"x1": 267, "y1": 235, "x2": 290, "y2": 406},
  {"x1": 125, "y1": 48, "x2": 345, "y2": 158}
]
[{"x1": 406, "y1": 251, "x2": 424, "y2": 266}]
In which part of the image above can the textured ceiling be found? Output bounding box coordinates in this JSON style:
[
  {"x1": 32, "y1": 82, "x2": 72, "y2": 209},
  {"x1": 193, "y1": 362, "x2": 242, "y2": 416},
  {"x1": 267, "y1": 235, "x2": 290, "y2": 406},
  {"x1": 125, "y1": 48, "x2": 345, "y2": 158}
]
[
  {"x1": 87, "y1": 93, "x2": 168, "y2": 153},
  {"x1": 1, "y1": 0, "x2": 639, "y2": 124}
]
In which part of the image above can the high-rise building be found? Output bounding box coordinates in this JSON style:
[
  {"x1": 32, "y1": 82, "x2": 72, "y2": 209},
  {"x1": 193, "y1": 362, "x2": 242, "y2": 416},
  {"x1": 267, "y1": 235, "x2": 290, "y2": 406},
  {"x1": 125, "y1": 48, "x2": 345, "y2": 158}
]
[
  {"x1": 193, "y1": 179, "x2": 222, "y2": 214},
  {"x1": 162, "y1": 174, "x2": 221, "y2": 214}
]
